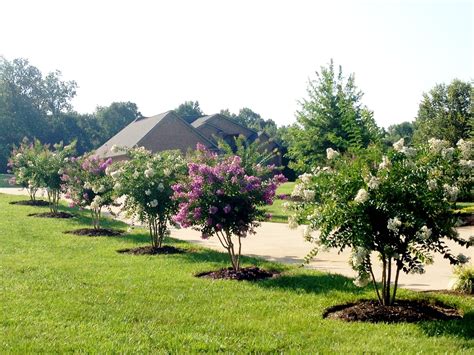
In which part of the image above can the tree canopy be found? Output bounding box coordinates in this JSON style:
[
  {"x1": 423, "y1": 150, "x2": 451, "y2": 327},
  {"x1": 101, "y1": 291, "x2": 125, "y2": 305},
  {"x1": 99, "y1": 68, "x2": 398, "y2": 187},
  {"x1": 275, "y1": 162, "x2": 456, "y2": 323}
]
[
  {"x1": 174, "y1": 101, "x2": 203, "y2": 123},
  {"x1": 284, "y1": 60, "x2": 382, "y2": 173},
  {"x1": 413, "y1": 79, "x2": 473, "y2": 145},
  {"x1": 0, "y1": 57, "x2": 142, "y2": 172}
]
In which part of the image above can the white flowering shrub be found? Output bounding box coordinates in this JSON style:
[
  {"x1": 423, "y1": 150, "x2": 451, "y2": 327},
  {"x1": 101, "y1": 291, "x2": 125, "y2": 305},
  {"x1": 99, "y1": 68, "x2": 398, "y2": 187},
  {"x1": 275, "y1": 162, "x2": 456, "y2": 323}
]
[
  {"x1": 32, "y1": 141, "x2": 76, "y2": 213},
  {"x1": 289, "y1": 139, "x2": 473, "y2": 305},
  {"x1": 8, "y1": 138, "x2": 44, "y2": 201},
  {"x1": 111, "y1": 147, "x2": 187, "y2": 249}
]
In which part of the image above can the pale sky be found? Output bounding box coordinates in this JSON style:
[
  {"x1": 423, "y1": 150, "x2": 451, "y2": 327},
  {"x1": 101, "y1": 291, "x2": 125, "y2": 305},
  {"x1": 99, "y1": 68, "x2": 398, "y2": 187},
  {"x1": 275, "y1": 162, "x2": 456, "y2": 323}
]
[{"x1": 1, "y1": 0, "x2": 472, "y2": 128}]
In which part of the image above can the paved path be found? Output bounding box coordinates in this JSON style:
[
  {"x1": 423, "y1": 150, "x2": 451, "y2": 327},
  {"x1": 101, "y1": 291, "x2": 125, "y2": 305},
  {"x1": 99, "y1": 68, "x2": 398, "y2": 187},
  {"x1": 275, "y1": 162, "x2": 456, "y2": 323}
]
[{"x1": 2, "y1": 187, "x2": 473, "y2": 291}]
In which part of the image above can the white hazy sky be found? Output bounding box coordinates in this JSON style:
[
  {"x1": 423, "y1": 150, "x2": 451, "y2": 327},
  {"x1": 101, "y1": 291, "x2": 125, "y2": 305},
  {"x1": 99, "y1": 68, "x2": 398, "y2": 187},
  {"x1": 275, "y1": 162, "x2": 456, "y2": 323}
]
[{"x1": 1, "y1": 0, "x2": 472, "y2": 128}]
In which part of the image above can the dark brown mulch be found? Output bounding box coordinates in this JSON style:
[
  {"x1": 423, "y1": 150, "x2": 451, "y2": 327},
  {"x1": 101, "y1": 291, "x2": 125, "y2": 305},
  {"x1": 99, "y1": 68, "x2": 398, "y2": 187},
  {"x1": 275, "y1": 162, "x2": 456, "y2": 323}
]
[
  {"x1": 28, "y1": 211, "x2": 74, "y2": 219},
  {"x1": 65, "y1": 228, "x2": 124, "y2": 237},
  {"x1": 323, "y1": 299, "x2": 462, "y2": 323},
  {"x1": 196, "y1": 266, "x2": 278, "y2": 281},
  {"x1": 9, "y1": 200, "x2": 50, "y2": 206},
  {"x1": 117, "y1": 245, "x2": 185, "y2": 255}
]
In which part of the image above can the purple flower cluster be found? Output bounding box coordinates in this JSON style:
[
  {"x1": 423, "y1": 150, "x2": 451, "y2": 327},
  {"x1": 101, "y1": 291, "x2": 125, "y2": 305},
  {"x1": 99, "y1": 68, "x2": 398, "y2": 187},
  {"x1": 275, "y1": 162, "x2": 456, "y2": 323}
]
[
  {"x1": 172, "y1": 146, "x2": 287, "y2": 239},
  {"x1": 80, "y1": 156, "x2": 113, "y2": 175}
]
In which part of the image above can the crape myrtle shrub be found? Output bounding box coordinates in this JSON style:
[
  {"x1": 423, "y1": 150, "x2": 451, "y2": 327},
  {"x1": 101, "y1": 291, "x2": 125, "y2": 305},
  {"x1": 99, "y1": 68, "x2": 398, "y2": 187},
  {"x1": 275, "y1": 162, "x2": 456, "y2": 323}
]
[
  {"x1": 111, "y1": 146, "x2": 187, "y2": 248},
  {"x1": 62, "y1": 154, "x2": 114, "y2": 229},
  {"x1": 10, "y1": 139, "x2": 75, "y2": 213},
  {"x1": 173, "y1": 143, "x2": 287, "y2": 271},
  {"x1": 288, "y1": 139, "x2": 473, "y2": 305},
  {"x1": 8, "y1": 138, "x2": 44, "y2": 200}
]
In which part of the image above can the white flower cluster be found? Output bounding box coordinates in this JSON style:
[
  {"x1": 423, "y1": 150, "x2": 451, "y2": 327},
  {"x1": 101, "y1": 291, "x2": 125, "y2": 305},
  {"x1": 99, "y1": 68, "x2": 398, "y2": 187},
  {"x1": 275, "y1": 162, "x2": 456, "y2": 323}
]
[
  {"x1": 351, "y1": 247, "x2": 370, "y2": 268},
  {"x1": 326, "y1": 148, "x2": 340, "y2": 160},
  {"x1": 367, "y1": 176, "x2": 380, "y2": 190},
  {"x1": 92, "y1": 185, "x2": 106, "y2": 194},
  {"x1": 428, "y1": 138, "x2": 449, "y2": 154},
  {"x1": 441, "y1": 147, "x2": 455, "y2": 160},
  {"x1": 291, "y1": 183, "x2": 304, "y2": 198},
  {"x1": 302, "y1": 189, "x2": 315, "y2": 201},
  {"x1": 354, "y1": 189, "x2": 369, "y2": 204},
  {"x1": 299, "y1": 173, "x2": 313, "y2": 184},
  {"x1": 378, "y1": 156, "x2": 391, "y2": 170},
  {"x1": 393, "y1": 138, "x2": 404, "y2": 152},
  {"x1": 457, "y1": 139, "x2": 472, "y2": 159},
  {"x1": 418, "y1": 225, "x2": 432, "y2": 240},
  {"x1": 148, "y1": 199, "x2": 158, "y2": 208},
  {"x1": 90, "y1": 195, "x2": 103, "y2": 209},
  {"x1": 459, "y1": 159, "x2": 474, "y2": 170},
  {"x1": 144, "y1": 167, "x2": 155, "y2": 178},
  {"x1": 387, "y1": 217, "x2": 402, "y2": 234},
  {"x1": 443, "y1": 184, "x2": 459, "y2": 202}
]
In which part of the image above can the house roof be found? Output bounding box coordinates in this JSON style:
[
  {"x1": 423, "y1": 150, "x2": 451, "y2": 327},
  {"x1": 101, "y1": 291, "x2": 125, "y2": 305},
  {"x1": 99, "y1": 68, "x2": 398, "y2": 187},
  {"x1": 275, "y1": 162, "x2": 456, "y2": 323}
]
[
  {"x1": 95, "y1": 111, "x2": 218, "y2": 158},
  {"x1": 192, "y1": 114, "x2": 258, "y2": 138}
]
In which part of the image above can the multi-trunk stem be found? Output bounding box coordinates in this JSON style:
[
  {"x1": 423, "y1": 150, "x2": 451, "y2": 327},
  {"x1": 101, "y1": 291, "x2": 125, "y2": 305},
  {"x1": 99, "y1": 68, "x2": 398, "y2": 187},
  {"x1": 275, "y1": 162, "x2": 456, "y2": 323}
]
[{"x1": 215, "y1": 229, "x2": 242, "y2": 271}]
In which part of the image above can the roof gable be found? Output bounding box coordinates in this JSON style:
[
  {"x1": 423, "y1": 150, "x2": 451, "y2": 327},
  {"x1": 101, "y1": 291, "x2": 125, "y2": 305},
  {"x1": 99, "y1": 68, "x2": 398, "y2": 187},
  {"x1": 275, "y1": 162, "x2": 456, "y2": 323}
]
[{"x1": 95, "y1": 111, "x2": 218, "y2": 158}]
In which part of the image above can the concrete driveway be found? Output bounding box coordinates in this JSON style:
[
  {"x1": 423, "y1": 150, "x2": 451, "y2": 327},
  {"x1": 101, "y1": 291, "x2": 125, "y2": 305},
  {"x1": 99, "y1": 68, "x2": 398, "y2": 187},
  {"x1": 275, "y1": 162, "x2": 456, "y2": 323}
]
[{"x1": 2, "y1": 187, "x2": 473, "y2": 291}]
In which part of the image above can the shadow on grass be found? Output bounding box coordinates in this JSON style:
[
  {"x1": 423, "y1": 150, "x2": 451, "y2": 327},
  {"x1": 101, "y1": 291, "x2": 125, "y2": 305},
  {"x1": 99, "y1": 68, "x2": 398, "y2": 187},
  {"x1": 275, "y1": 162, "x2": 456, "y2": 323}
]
[
  {"x1": 256, "y1": 272, "x2": 367, "y2": 295},
  {"x1": 417, "y1": 309, "x2": 474, "y2": 340}
]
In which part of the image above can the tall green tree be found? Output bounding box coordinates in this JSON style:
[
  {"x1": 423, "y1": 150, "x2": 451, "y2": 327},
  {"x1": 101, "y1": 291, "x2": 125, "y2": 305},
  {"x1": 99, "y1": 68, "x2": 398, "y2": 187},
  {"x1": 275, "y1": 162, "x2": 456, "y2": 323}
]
[
  {"x1": 95, "y1": 101, "x2": 141, "y2": 140},
  {"x1": 285, "y1": 60, "x2": 382, "y2": 173},
  {"x1": 220, "y1": 107, "x2": 279, "y2": 138},
  {"x1": 383, "y1": 121, "x2": 415, "y2": 146},
  {"x1": 413, "y1": 79, "x2": 473, "y2": 145},
  {"x1": 174, "y1": 101, "x2": 203, "y2": 123}
]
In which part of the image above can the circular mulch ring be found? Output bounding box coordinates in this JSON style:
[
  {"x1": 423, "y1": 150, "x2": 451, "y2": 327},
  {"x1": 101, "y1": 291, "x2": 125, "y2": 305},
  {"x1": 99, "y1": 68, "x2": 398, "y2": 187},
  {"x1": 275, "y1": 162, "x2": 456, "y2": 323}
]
[
  {"x1": 323, "y1": 299, "x2": 462, "y2": 323},
  {"x1": 28, "y1": 212, "x2": 74, "y2": 219},
  {"x1": 117, "y1": 245, "x2": 185, "y2": 255},
  {"x1": 65, "y1": 228, "x2": 124, "y2": 237},
  {"x1": 9, "y1": 200, "x2": 50, "y2": 206},
  {"x1": 196, "y1": 266, "x2": 278, "y2": 281}
]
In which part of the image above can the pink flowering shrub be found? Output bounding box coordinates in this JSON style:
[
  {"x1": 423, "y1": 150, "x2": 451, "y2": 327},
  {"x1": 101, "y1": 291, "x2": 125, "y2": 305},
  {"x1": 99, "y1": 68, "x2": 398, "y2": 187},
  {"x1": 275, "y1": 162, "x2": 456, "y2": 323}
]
[
  {"x1": 173, "y1": 144, "x2": 287, "y2": 271},
  {"x1": 62, "y1": 155, "x2": 114, "y2": 229}
]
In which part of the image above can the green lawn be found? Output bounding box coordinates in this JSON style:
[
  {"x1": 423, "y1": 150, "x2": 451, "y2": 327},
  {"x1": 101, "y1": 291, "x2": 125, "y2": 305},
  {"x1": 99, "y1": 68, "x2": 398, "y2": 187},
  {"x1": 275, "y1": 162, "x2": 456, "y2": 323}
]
[
  {"x1": 1, "y1": 193, "x2": 473, "y2": 352},
  {"x1": 0, "y1": 174, "x2": 15, "y2": 188}
]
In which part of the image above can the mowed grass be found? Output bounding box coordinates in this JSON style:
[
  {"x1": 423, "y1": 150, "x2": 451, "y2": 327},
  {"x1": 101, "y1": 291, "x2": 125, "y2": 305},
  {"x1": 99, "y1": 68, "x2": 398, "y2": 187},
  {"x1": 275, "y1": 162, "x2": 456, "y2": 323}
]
[
  {"x1": 0, "y1": 174, "x2": 15, "y2": 188},
  {"x1": 1, "y1": 193, "x2": 473, "y2": 353},
  {"x1": 263, "y1": 182, "x2": 295, "y2": 223}
]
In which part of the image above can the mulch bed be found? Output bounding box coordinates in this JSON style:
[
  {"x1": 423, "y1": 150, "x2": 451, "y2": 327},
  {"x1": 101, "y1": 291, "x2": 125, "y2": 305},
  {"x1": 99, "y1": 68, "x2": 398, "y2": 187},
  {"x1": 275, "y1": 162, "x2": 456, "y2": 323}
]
[
  {"x1": 196, "y1": 266, "x2": 278, "y2": 281},
  {"x1": 28, "y1": 211, "x2": 74, "y2": 219},
  {"x1": 65, "y1": 228, "x2": 124, "y2": 237},
  {"x1": 117, "y1": 245, "x2": 185, "y2": 255},
  {"x1": 323, "y1": 299, "x2": 462, "y2": 323},
  {"x1": 10, "y1": 200, "x2": 50, "y2": 206}
]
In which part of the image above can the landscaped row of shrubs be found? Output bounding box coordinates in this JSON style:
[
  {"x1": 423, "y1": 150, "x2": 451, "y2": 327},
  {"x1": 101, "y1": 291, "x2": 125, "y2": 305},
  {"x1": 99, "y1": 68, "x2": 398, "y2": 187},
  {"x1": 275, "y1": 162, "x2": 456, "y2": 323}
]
[
  {"x1": 7, "y1": 137, "x2": 473, "y2": 306},
  {"x1": 8, "y1": 140, "x2": 286, "y2": 274}
]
